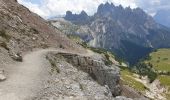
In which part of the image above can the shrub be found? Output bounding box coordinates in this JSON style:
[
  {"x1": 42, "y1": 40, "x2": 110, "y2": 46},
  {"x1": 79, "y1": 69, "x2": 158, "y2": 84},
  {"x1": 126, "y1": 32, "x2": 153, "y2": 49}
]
[
  {"x1": 59, "y1": 44, "x2": 64, "y2": 49},
  {"x1": 30, "y1": 28, "x2": 39, "y2": 34},
  {"x1": 162, "y1": 58, "x2": 168, "y2": 61},
  {"x1": 134, "y1": 62, "x2": 157, "y2": 83},
  {"x1": 0, "y1": 29, "x2": 11, "y2": 41},
  {"x1": 0, "y1": 42, "x2": 9, "y2": 50},
  {"x1": 47, "y1": 57, "x2": 60, "y2": 73}
]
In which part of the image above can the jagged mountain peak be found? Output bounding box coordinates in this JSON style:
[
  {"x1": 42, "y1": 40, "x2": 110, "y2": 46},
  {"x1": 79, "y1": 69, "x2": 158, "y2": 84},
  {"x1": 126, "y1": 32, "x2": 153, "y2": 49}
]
[
  {"x1": 97, "y1": 2, "x2": 116, "y2": 15},
  {"x1": 65, "y1": 10, "x2": 88, "y2": 18},
  {"x1": 62, "y1": 2, "x2": 170, "y2": 64},
  {"x1": 64, "y1": 10, "x2": 89, "y2": 24},
  {"x1": 80, "y1": 10, "x2": 88, "y2": 15},
  {"x1": 66, "y1": 11, "x2": 72, "y2": 15}
]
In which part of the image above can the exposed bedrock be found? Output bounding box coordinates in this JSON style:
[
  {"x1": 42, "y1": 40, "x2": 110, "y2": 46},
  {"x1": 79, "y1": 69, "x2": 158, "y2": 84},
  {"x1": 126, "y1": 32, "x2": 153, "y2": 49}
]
[{"x1": 53, "y1": 53, "x2": 121, "y2": 96}]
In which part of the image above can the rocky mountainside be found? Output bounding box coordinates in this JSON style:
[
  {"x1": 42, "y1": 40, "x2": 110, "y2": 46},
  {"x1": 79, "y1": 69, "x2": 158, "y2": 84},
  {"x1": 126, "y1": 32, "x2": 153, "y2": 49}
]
[
  {"x1": 52, "y1": 2, "x2": 170, "y2": 64},
  {"x1": 0, "y1": 0, "x2": 147, "y2": 100},
  {"x1": 0, "y1": 0, "x2": 84, "y2": 62},
  {"x1": 154, "y1": 9, "x2": 170, "y2": 28}
]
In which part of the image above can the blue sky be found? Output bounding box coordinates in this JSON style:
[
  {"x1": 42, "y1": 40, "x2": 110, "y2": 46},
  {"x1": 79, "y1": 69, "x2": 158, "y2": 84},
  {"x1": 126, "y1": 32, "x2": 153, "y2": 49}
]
[
  {"x1": 17, "y1": 0, "x2": 170, "y2": 19},
  {"x1": 25, "y1": 0, "x2": 40, "y2": 4}
]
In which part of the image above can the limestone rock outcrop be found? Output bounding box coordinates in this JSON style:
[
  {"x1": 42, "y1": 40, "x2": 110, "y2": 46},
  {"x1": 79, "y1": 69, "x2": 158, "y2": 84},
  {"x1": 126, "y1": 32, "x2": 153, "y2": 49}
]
[{"x1": 57, "y1": 53, "x2": 121, "y2": 96}]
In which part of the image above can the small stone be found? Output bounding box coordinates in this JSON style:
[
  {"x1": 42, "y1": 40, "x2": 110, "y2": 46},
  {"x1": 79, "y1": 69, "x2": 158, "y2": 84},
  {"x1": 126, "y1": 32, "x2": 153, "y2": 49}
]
[
  {"x1": 66, "y1": 85, "x2": 70, "y2": 89},
  {"x1": 0, "y1": 74, "x2": 6, "y2": 81}
]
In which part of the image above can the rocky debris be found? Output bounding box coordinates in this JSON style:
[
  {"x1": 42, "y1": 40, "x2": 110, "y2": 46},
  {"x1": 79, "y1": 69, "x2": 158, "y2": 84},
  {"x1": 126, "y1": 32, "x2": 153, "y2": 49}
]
[
  {"x1": 0, "y1": 70, "x2": 6, "y2": 81},
  {"x1": 145, "y1": 79, "x2": 166, "y2": 100},
  {"x1": 10, "y1": 52, "x2": 23, "y2": 62},
  {"x1": 50, "y1": 18, "x2": 94, "y2": 42},
  {"x1": 34, "y1": 53, "x2": 115, "y2": 100},
  {"x1": 53, "y1": 53, "x2": 121, "y2": 96},
  {"x1": 115, "y1": 96, "x2": 133, "y2": 100},
  {"x1": 114, "y1": 96, "x2": 147, "y2": 100},
  {"x1": 121, "y1": 85, "x2": 147, "y2": 99},
  {"x1": 128, "y1": 74, "x2": 166, "y2": 100},
  {"x1": 35, "y1": 52, "x2": 144, "y2": 100}
]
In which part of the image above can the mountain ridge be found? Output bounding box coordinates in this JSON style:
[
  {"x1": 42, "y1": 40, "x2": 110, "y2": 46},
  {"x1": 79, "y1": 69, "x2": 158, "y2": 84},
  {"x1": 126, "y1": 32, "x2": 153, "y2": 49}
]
[{"x1": 60, "y1": 2, "x2": 170, "y2": 64}]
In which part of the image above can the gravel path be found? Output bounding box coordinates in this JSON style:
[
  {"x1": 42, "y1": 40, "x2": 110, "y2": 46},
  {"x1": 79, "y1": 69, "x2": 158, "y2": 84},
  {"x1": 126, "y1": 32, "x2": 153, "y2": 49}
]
[
  {"x1": 0, "y1": 49, "x2": 90, "y2": 100},
  {"x1": 0, "y1": 49, "x2": 53, "y2": 100}
]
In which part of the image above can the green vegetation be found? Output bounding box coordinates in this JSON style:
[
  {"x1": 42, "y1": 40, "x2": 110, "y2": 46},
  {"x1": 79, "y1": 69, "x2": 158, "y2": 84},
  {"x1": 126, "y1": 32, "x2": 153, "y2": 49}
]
[
  {"x1": 58, "y1": 22, "x2": 79, "y2": 34},
  {"x1": 140, "y1": 50, "x2": 170, "y2": 85},
  {"x1": 143, "y1": 48, "x2": 170, "y2": 100},
  {"x1": 166, "y1": 93, "x2": 170, "y2": 100},
  {"x1": 67, "y1": 34, "x2": 124, "y2": 65},
  {"x1": 67, "y1": 34, "x2": 126, "y2": 66},
  {"x1": 158, "y1": 75, "x2": 170, "y2": 99},
  {"x1": 83, "y1": 46, "x2": 124, "y2": 65},
  {"x1": 88, "y1": 47, "x2": 114, "y2": 65},
  {"x1": 146, "y1": 49, "x2": 170, "y2": 72},
  {"x1": 158, "y1": 75, "x2": 170, "y2": 86},
  {"x1": 121, "y1": 68, "x2": 147, "y2": 92},
  {"x1": 67, "y1": 34, "x2": 83, "y2": 44},
  {"x1": 120, "y1": 40, "x2": 152, "y2": 65},
  {"x1": 0, "y1": 42, "x2": 9, "y2": 50},
  {"x1": 79, "y1": 83, "x2": 84, "y2": 90},
  {"x1": 46, "y1": 56, "x2": 60, "y2": 73},
  {"x1": 134, "y1": 62, "x2": 157, "y2": 83},
  {"x1": 30, "y1": 27, "x2": 39, "y2": 34},
  {"x1": 68, "y1": 33, "x2": 149, "y2": 94},
  {"x1": 0, "y1": 29, "x2": 11, "y2": 41}
]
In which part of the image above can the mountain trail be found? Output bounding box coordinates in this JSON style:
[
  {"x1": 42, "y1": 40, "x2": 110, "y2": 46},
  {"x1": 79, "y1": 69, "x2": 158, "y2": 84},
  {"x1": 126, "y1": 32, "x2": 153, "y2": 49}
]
[{"x1": 0, "y1": 48, "x2": 93, "y2": 100}]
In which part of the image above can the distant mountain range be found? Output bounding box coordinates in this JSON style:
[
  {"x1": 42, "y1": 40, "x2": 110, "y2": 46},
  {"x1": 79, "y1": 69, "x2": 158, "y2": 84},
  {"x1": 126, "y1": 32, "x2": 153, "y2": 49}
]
[
  {"x1": 50, "y1": 2, "x2": 170, "y2": 65},
  {"x1": 154, "y1": 9, "x2": 170, "y2": 28}
]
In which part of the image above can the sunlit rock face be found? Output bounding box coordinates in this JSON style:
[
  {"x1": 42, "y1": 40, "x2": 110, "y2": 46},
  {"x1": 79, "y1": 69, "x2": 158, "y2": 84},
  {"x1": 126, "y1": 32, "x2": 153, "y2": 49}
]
[{"x1": 50, "y1": 2, "x2": 170, "y2": 64}]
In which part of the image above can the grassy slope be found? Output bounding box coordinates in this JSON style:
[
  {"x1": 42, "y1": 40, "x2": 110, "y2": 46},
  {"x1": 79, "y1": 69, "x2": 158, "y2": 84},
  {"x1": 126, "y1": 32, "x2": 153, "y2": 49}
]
[
  {"x1": 121, "y1": 69, "x2": 146, "y2": 92},
  {"x1": 146, "y1": 49, "x2": 170, "y2": 98},
  {"x1": 147, "y1": 49, "x2": 170, "y2": 72}
]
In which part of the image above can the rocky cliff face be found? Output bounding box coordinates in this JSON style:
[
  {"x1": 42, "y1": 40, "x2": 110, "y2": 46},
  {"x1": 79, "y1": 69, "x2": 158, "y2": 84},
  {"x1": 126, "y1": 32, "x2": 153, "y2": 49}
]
[
  {"x1": 60, "y1": 2, "x2": 170, "y2": 64},
  {"x1": 49, "y1": 18, "x2": 94, "y2": 42},
  {"x1": 45, "y1": 52, "x2": 145, "y2": 100},
  {"x1": 65, "y1": 10, "x2": 90, "y2": 25},
  {"x1": 58, "y1": 53, "x2": 121, "y2": 96},
  {"x1": 0, "y1": 1, "x2": 136, "y2": 99}
]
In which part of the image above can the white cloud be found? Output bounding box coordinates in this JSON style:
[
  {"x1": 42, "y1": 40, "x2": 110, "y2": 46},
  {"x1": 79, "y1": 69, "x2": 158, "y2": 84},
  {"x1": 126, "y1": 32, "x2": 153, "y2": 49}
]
[
  {"x1": 108, "y1": 0, "x2": 137, "y2": 8},
  {"x1": 18, "y1": 0, "x2": 50, "y2": 18},
  {"x1": 135, "y1": 0, "x2": 170, "y2": 16},
  {"x1": 18, "y1": 0, "x2": 137, "y2": 19},
  {"x1": 17, "y1": 0, "x2": 170, "y2": 18}
]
